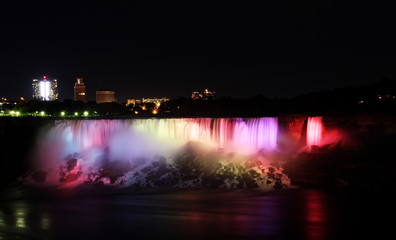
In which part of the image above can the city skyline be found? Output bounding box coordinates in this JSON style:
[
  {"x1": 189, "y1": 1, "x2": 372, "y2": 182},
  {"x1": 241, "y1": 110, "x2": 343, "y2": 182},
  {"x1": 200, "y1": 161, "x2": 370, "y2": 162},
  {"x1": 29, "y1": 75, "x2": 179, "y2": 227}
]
[{"x1": 1, "y1": 1, "x2": 396, "y2": 102}]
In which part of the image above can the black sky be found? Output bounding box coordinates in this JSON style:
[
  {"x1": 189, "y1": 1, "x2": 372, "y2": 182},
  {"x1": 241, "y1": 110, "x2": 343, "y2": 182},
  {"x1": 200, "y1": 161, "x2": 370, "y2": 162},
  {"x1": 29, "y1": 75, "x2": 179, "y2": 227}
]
[{"x1": 1, "y1": 0, "x2": 395, "y2": 102}]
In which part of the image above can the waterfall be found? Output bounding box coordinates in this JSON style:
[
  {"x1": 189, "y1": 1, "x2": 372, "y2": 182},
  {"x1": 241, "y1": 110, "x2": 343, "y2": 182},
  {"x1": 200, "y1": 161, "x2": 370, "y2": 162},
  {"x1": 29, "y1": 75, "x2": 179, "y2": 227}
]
[
  {"x1": 307, "y1": 117, "x2": 323, "y2": 148},
  {"x1": 48, "y1": 118, "x2": 279, "y2": 156}
]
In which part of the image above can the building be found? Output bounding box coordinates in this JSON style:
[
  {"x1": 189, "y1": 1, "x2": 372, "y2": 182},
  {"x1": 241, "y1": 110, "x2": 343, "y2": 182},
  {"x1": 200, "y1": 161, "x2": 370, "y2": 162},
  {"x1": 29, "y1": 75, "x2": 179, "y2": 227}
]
[
  {"x1": 127, "y1": 97, "x2": 169, "y2": 107},
  {"x1": 127, "y1": 99, "x2": 143, "y2": 106},
  {"x1": 142, "y1": 97, "x2": 170, "y2": 105},
  {"x1": 32, "y1": 76, "x2": 58, "y2": 101},
  {"x1": 96, "y1": 90, "x2": 116, "y2": 103},
  {"x1": 191, "y1": 89, "x2": 215, "y2": 100},
  {"x1": 74, "y1": 78, "x2": 86, "y2": 102}
]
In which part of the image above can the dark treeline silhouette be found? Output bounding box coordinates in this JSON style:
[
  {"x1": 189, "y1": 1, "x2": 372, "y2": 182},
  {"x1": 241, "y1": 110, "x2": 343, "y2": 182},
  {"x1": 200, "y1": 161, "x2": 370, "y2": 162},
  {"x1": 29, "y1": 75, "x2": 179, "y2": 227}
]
[
  {"x1": 1, "y1": 79, "x2": 395, "y2": 117},
  {"x1": 160, "y1": 79, "x2": 396, "y2": 117}
]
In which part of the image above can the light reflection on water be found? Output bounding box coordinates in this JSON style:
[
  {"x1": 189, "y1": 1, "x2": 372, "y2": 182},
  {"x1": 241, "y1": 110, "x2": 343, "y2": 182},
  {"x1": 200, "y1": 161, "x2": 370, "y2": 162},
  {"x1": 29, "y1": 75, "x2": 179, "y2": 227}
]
[
  {"x1": 0, "y1": 188, "x2": 370, "y2": 240},
  {"x1": 305, "y1": 190, "x2": 326, "y2": 240}
]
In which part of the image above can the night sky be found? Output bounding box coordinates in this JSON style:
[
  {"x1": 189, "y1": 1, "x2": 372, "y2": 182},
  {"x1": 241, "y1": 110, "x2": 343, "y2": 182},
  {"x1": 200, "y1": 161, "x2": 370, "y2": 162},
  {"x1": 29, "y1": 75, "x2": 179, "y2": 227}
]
[{"x1": 1, "y1": 0, "x2": 395, "y2": 102}]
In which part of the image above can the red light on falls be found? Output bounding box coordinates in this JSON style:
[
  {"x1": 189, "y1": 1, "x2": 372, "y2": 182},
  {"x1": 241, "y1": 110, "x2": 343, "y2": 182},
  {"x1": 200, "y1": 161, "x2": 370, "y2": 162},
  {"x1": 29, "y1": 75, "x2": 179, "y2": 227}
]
[{"x1": 43, "y1": 75, "x2": 47, "y2": 79}]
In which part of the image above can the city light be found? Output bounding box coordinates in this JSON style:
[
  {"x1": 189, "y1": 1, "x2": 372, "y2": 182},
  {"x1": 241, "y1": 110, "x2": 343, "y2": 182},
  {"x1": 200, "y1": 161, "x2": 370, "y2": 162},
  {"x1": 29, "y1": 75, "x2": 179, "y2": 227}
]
[
  {"x1": 83, "y1": 111, "x2": 89, "y2": 116},
  {"x1": 152, "y1": 109, "x2": 158, "y2": 114},
  {"x1": 134, "y1": 111, "x2": 139, "y2": 114},
  {"x1": 75, "y1": 112, "x2": 79, "y2": 116},
  {"x1": 40, "y1": 111, "x2": 45, "y2": 116},
  {"x1": 61, "y1": 111, "x2": 65, "y2": 116}
]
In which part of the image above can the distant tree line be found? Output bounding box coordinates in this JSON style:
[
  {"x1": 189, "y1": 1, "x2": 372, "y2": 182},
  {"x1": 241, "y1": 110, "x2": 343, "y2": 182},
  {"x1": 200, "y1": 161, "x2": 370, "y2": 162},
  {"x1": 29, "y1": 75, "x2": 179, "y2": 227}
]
[{"x1": 1, "y1": 79, "x2": 395, "y2": 117}]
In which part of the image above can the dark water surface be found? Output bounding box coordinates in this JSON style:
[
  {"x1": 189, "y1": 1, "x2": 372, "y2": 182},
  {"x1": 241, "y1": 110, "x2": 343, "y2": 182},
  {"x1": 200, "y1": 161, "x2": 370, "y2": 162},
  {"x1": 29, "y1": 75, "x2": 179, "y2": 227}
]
[{"x1": 0, "y1": 186, "x2": 392, "y2": 240}]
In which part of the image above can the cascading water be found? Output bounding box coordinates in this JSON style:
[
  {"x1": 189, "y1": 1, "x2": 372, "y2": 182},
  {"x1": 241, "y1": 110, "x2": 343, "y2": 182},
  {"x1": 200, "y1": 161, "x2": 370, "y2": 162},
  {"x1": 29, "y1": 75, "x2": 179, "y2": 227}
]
[
  {"x1": 28, "y1": 117, "x2": 294, "y2": 189},
  {"x1": 307, "y1": 117, "x2": 323, "y2": 148},
  {"x1": 133, "y1": 118, "x2": 278, "y2": 153}
]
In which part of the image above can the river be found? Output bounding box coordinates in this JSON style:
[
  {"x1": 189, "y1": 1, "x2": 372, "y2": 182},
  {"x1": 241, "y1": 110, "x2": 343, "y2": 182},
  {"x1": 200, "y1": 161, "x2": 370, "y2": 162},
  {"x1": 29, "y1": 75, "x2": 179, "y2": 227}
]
[{"x1": 0, "y1": 186, "x2": 392, "y2": 240}]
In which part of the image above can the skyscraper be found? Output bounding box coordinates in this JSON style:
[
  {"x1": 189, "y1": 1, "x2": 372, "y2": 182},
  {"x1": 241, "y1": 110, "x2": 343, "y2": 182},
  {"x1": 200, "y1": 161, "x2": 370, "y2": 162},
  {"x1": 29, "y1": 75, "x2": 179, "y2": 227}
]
[
  {"x1": 74, "y1": 77, "x2": 86, "y2": 102},
  {"x1": 32, "y1": 76, "x2": 58, "y2": 101}
]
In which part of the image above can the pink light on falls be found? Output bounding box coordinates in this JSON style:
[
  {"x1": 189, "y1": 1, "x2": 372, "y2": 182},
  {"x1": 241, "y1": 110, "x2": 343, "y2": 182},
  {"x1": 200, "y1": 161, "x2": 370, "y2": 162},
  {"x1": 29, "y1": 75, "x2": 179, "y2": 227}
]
[{"x1": 307, "y1": 117, "x2": 323, "y2": 148}]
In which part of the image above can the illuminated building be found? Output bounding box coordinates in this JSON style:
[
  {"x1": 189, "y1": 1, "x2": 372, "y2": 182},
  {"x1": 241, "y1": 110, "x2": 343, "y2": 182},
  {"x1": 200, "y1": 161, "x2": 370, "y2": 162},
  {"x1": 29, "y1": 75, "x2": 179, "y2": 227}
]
[
  {"x1": 142, "y1": 97, "x2": 169, "y2": 108},
  {"x1": 142, "y1": 97, "x2": 170, "y2": 104},
  {"x1": 96, "y1": 90, "x2": 116, "y2": 103},
  {"x1": 127, "y1": 98, "x2": 169, "y2": 107},
  {"x1": 74, "y1": 78, "x2": 86, "y2": 102},
  {"x1": 32, "y1": 76, "x2": 58, "y2": 101},
  {"x1": 191, "y1": 89, "x2": 215, "y2": 100},
  {"x1": 126, "y1": 99, "x2": 137, "y2": 106}
]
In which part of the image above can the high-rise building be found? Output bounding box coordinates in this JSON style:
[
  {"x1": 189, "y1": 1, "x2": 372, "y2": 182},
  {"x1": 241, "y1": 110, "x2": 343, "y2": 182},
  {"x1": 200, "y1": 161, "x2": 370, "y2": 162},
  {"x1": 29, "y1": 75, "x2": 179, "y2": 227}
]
[
  {"x1": 32, "y1": 76, "x2": 58, "y2": 101},
  {"x1": 96, "y1": 90, "x2": 116, "y2": 103},
  {"x1": 74, "y1": 78, "x2": 86, "y2": 102}
]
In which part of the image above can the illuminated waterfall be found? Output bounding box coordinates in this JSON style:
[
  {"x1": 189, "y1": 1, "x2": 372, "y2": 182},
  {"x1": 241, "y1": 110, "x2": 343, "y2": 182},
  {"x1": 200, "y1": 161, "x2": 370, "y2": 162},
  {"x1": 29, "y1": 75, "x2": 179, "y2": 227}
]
[
  {"x1": 307, "y1": 117, "x2": 323, "y2": 148},
  {"x1": 30, "y1": 117, "x2": 299, "y2": 188},
  {"x1": 49, "y1": 118, "x2": 279, "y2": 156},
  {"x1": 133, "y1": 118, "x2": 278, "y2": 153}
]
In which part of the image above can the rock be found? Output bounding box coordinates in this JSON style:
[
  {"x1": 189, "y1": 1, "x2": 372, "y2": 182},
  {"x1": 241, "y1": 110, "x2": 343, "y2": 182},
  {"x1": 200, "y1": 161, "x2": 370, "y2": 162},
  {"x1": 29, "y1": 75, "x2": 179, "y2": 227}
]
[
  {"x1": 32, "y1": 170, "x2": 47, "y2": 182},
  {"x1": 110, "y1": 177, "x2": 117, "y2": 184},
  {"x1": 267, "y1": 172, "x2": 275, "y2": 179},
  {"x1": 311, "y1": 145, "x2": 321, "y2": 152},
  {"x1": 65, "y1": 172, "x2": 81, "y2": 182},
  {"x1": 96, "y1": 181, "x2": 104, "y2": 186},
  {"x1": 269, "y1": 161, "x2": 280, "y2": 169},
  {"x1": 152, "y1": 161, "x2": 161, "y2": 168},
  {"x1": 273, "y1": 181, "x2": 282, "y2": 189},
  {"x1": 66, "y1": 158, "x2": 78, "y2": 171},
  {"x1": 141, "y1": 166, "x2": 152, "y2": 173},
  {"x1": 101, "y1": 160, "x2": 132, "y2": 176},
  {"x1": 276, "y1": 173, "x2": 283, "y2": 179},
  {"x1": 248, "y1": 169, "x2": 260, "y2": 178}
]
